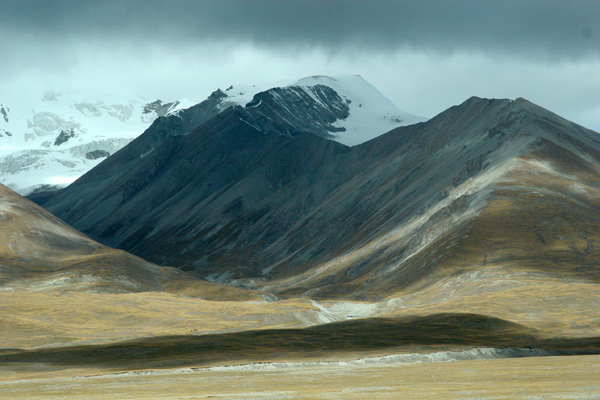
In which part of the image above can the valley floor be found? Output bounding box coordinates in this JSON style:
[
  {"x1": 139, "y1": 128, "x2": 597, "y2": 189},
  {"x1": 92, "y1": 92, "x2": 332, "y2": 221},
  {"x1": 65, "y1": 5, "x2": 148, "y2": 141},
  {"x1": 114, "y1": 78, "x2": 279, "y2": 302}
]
[
  {"x1": 1, "y1": 354, "x2": 599, "y2": 399},
  {"x1": 2, "y1": 277, "x2": 599, "y2": 399}
]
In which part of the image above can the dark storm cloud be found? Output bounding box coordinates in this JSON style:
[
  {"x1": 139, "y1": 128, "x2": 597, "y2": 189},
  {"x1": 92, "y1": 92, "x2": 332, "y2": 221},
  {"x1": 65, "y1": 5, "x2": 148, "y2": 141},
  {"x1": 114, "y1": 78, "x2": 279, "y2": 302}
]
[{"x1": 3, "y1": 0, "x2": 600, "y2": 59}]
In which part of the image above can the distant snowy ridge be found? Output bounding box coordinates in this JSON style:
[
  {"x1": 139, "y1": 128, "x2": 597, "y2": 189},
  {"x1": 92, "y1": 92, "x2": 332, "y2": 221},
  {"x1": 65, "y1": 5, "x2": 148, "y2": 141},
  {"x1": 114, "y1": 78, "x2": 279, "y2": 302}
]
[
  {"x1": 0, "y1": 90, "x2": 188, "y2": 194},
  {"x1": 293, "y1": 75, "x2": 425, "y2": 146}
]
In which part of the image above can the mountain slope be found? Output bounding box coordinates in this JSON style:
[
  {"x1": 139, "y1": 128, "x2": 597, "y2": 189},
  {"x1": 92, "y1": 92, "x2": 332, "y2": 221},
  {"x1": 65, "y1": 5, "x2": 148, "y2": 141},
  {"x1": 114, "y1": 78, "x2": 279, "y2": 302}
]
[
  {"x1": 40, "y1": 106, "x2": 350, "y2": 261},
  {"x1": 41, "y1": 96, "x2": 600, "y2": 300},
  {"x1": 0, "y1": 183, "x2": 257, "y2": 299},
  {"x1": 268, "y1": 97, "x2": 600, "y2": 298}
]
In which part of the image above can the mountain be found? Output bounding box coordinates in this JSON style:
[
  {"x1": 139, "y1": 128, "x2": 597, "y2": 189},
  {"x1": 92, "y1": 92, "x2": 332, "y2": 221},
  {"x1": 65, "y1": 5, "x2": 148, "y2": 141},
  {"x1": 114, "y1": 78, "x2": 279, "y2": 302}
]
[
  {"x1": 214, "y1": 75, "x2": 425, "y2": 146},
  {"x1": 0, "y1": 182, "x2": 257, "y2": 299},
  {"x1": 5, "y1": 91, "x2": 600, "y2": 395},
  {"x1": 0, "y1": 90, "x2": 191, "y2": 195},
  {"x1": 39, "y1": 93, "x2": 600, "y2": 302},
  {"x1": 2, "y1": 76, "x2": 422, "y2": 196}
]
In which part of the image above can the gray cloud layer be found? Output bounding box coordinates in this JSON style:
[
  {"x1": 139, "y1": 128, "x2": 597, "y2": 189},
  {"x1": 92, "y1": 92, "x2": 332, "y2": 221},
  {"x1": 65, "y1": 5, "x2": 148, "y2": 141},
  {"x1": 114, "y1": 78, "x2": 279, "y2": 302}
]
[
  {"x1": 1, "y1": 1, "x2": 599, "y2": 133},
  {"x1": 4, "y1": 0, "x2": 600, "y2": 59}
]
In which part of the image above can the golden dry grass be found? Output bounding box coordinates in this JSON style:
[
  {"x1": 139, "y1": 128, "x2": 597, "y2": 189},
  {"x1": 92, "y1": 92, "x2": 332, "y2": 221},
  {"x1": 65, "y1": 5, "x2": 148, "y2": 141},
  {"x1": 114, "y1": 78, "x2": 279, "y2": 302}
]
[
  {"x1": 376, "y1": 274, "x2": 600, "y2": 337},
  {"x1": 0, "y1": 291, "x2": 321, "y2": 349},
  {"x1": 1, "y1": 354, "x2": 599, "y2": 399}
]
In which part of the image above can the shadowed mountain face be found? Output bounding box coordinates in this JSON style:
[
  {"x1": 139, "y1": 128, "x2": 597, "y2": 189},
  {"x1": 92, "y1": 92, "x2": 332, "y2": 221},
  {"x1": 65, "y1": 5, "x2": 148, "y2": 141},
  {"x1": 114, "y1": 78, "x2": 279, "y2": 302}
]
[{"x1": 40, "y1": 95, "x2": 600, "y2": 298}]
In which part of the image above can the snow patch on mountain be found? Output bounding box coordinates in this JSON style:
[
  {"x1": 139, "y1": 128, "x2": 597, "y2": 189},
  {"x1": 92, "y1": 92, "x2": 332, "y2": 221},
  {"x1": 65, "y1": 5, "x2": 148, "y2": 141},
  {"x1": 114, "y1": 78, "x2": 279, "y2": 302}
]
[
  {"x1": 216, "y1": 78, "x2": 295, "y2": 112},
  {"x1": 294, "y1": 75, "x2": 426, "y2": 146},
  {"x1": 211, "y1": 74, "x2": 426, "y2": 146}
]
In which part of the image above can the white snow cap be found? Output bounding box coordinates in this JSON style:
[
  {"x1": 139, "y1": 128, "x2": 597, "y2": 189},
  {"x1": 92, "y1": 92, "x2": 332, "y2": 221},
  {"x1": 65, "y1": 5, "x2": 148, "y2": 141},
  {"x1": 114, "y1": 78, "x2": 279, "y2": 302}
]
[
  {"x1": 218, "y1": 74, "x2": 426, "y2": 147},
  {"x1": 293, "y1": 75, "x2": 426, "y2": 146}
]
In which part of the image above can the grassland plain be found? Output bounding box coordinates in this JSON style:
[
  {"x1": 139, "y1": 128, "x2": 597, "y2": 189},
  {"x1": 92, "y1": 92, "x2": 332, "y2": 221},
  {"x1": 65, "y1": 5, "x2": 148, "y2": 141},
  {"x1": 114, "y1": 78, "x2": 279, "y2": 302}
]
[
  {"x1": 1, "y1": 288, "x2": 599, "y2": 399},
  {"x1": 1, "y1": 354, "x2": 599, "y2": 399}
]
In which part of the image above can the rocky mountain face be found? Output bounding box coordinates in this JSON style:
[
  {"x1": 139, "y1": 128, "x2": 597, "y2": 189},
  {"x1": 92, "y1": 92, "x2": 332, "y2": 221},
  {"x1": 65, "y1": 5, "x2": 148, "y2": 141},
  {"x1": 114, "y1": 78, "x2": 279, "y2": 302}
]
[
  {"x1": 39, "y1": 89, "x2": 600, "y2": 300},
  {"x1": 241, "y1": 84, "x2": 350, "y2": 138},
  {"x1": 218, "y1": 75, "x2": 425, "y2": 146}
]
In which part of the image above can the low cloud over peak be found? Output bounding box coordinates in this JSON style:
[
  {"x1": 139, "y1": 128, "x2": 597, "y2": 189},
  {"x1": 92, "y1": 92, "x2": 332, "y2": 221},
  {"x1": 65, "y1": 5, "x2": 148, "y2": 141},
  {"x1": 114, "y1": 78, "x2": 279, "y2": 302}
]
[{"x1": 1, "y1": 1, "x2": 599, "y2": 133}]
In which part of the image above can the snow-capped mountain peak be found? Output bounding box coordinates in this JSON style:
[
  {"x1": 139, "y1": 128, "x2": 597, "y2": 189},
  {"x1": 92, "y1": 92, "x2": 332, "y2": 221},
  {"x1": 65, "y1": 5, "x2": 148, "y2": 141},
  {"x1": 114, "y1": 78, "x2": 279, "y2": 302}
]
[
  {"x1": 208, "y1": 74, "x2": 425, "y2": 146},
  {"x1": 291, "y1": 75, "x2": 425, "y2": 146}
]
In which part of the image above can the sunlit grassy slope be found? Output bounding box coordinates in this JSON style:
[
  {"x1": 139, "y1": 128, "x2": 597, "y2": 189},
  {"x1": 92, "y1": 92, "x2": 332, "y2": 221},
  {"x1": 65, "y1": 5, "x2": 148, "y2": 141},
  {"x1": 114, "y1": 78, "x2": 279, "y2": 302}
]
[
  {"x1": 0, "y1": 183, "x2": 258, "y2": 299},
  {"x1": 271, "y1": 141, "x2": 600, "y2": 302}
]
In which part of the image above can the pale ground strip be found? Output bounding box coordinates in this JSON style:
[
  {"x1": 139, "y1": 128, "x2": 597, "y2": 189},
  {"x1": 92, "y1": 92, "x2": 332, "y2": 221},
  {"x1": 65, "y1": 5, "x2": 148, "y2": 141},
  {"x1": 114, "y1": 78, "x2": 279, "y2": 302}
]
[{"x1": 1, "y1": 354, "x2": 599, "y2": 399}]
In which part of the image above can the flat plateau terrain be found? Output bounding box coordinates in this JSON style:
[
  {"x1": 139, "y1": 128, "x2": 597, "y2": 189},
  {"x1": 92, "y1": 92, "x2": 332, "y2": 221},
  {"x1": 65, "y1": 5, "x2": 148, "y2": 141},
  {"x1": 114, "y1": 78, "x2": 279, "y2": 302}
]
[
  {"x1": 1, "y1": 288, "x2": 599, "y2": 399},
  {"x1": 1, "y1": 354, "x2": 599, "y2": 399}
]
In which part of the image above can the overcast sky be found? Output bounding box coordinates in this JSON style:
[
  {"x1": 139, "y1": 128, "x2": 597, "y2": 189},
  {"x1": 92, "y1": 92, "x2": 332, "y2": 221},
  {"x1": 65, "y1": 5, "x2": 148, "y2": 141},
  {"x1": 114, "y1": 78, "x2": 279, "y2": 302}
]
[{"x1": 2, "y1": 0, "x2": 599, "y2": 131}]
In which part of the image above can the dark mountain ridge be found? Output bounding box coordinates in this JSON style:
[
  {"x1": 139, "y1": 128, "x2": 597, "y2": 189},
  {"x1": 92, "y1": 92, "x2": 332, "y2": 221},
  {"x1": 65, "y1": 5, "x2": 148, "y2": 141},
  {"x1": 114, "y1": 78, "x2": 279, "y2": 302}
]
[{"x1": 40, "y1": 94, "x2": 600, "y2": 298}]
